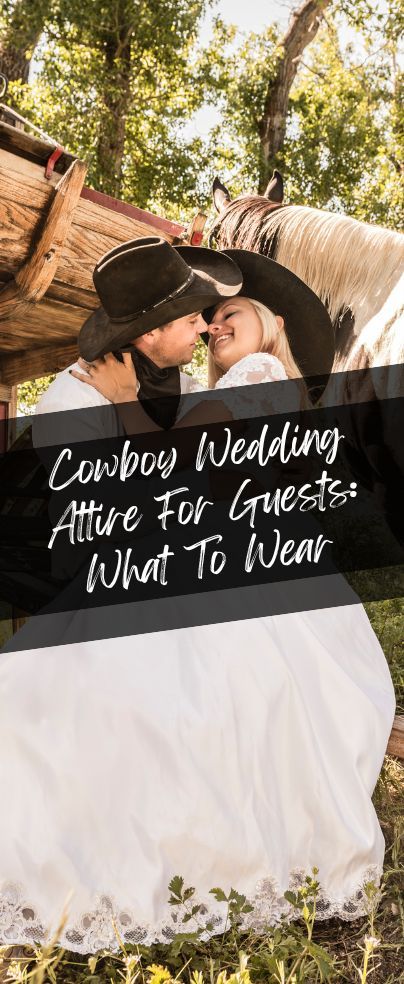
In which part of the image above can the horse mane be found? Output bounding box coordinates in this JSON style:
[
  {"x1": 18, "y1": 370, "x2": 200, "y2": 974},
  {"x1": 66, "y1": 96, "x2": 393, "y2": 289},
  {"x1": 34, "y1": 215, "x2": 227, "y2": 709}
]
[
  {"x1": 212, "y1": 197, "x2": 404, "y2": 331},
  {"x1": 348, "y1": 272, "x2": 404, "y2": 373}
]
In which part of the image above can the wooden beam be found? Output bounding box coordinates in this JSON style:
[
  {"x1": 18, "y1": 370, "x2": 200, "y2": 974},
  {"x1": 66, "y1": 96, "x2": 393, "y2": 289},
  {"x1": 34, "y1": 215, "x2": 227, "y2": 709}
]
[
  {"x1": 387, "y1": 715, "x2": 404, "y2": 758},
  {"x1": 0, "y1": 185, "x2": 183, "y2": 295},
  {"x1": 80, "y1": 186, "x2": 186, "y2": 240},
  {"x1": 0, "y1": 340, "x2": 78, "y2": 385},
  {"x1": 0, "y1": 289, "x2": 92, "y2": 350},
  {"x1": 6, "y1": 385, "x2": 18, "y2": 448},
  {"x1": 0, "y1": 118, "x2": 76, "y2": 175},
  {"x1": 0, "y1": 158, "x2": 87, "y2": 322},
  {"x1": 0, "y1": 154, "x2": 188, "y2": 307},
  {"x1": 0, "y1": 136, "x2": 186, "y2": 239},
  {"x1": 0, "y1": 383, "x2": 12, "y2": 401}
]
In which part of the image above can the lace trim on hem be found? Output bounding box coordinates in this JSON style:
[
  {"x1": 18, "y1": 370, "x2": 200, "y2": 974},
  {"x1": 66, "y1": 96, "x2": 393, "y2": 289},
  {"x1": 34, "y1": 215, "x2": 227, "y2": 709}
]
[{"x1": 0, "y1": 865, "x2": 383, "y2": 955}]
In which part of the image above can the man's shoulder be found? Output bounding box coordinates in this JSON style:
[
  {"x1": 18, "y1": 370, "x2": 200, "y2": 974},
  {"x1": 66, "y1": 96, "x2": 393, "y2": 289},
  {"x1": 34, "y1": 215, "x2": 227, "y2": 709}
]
[
  {"x1": 33, "y1": 364, "x2": 122, "y2": 447},
  {"x1": 36, "y1": 363, "x2": 112, "y2": 415}
]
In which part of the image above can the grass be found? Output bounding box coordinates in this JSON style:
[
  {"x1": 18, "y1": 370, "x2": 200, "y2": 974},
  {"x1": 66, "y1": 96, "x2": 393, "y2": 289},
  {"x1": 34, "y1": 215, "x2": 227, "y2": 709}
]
[
  {"x1": 0, "y1": 598, "x2": 403, "y2": 983},
  {"x1": 365, "y1": 596, "x2": 404, "y2": 712}
]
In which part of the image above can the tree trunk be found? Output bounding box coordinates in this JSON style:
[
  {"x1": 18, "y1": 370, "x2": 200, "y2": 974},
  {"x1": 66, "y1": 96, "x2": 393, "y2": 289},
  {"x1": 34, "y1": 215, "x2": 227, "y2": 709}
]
[
  {"x1": 95, "y1": 4, "x2": 132, "y2": 198},
  {"x1": 257, "y1": 0, "x2": 331, "y2": 193},
  {"x1": 0, "y1": 0, "x2": 47, "y2": 83}
]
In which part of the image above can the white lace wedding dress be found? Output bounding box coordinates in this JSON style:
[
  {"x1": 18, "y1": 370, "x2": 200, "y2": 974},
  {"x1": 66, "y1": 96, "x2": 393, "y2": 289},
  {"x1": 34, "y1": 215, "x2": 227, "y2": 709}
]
[{"x1": 0, "y1": 354, "x2": 395, "y2": 953}]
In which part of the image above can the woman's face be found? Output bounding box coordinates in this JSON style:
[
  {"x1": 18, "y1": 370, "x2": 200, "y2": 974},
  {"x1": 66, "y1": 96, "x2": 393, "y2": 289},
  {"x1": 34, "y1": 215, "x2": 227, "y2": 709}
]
[{"x1": 208, "y1": 297, "x2": 263, "y2": 371}]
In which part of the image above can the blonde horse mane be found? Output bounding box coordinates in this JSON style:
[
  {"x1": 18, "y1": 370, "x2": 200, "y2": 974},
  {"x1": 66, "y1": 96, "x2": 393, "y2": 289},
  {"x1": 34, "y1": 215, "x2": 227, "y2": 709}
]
[
  {"x1": 213, "y1": 198, "x2": 404, "y2": 331},
  {"x1": 349, "y1": 273, "x2": 404, "y2": 371}
]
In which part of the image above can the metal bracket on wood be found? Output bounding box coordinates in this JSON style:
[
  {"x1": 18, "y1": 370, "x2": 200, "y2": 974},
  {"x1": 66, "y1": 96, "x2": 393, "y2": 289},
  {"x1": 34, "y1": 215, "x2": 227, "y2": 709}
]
[
  {"x1": 45, "y1": 145, "x2": 64, "y2": 179},
  {"x1": 186, "y1": 211, "x2": 207, "y2": 246},
  {"x1": 0, "y1": 158, "x2": 87, "y2": 323}
]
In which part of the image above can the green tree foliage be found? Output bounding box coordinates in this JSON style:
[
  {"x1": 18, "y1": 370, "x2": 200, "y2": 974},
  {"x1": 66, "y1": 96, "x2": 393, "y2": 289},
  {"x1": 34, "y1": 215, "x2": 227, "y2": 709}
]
[
  {"x1": 284, "y1": 32, "x2": 403, "y2": 225},
  {"x1": 202, "y1": 1, "x2": 403, "y2": 227},
  {"x1": 199, "y1": 19, "x2": 280, "y2": 196},
  {"x1": 0, "y1": 0, "x2": 48, "y2": 81},
  {"x1": 18, "y1": 375, "x2": 56, "y2": 414},
  {"x1": 3, "y1": 0, "x2": 402, "y2": 220},
  {"x1": 7, "y1": 0, "x2": 214, "y2": 210}
]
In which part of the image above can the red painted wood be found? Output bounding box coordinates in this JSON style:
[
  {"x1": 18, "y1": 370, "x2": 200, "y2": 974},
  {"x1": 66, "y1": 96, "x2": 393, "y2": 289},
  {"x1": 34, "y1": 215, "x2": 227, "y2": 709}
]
[
  {"x1": 45, "y1": 145, "x2": 64, "y2": 179},
  {"x1": 80, "y1": 186, "x2": 186, "y2": 239},
  {"x1": 0, "y1": 401, "x2": 8, "y2": 454}
]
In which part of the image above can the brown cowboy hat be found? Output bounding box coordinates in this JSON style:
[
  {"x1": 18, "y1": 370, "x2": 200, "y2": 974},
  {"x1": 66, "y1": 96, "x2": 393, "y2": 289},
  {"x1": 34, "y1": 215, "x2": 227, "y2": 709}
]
[
  {"x1": 79, "y1": 237, "x2": 243, "y2": 361},
  {"x1": 202, "y1": 249, "x2": 335, "y2": 381}
]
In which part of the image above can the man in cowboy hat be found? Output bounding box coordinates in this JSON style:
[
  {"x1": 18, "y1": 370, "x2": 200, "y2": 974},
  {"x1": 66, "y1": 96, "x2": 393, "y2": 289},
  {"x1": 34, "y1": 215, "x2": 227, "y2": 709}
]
[{"x1": 35, "y1": 237, "x2": 242, "y2": 438}]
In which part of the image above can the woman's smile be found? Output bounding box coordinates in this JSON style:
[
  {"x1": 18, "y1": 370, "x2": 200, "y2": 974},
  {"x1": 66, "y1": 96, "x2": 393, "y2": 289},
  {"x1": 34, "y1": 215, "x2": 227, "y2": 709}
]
[
  {"x1": 208, "y1": 298, "x2": 263, "y2": 369},
  {"x1": 213, "y1": 331, "x2": 233, "y2": 351}
]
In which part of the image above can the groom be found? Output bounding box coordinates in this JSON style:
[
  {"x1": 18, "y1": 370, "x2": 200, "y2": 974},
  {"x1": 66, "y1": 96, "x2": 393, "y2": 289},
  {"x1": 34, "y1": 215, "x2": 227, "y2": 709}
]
[
  {"x1": 30, "y1": 237, "x2": 242, "y2": 587},
  {"x1": 35, "y1": 237, "x2": 242, "y2": 437}
]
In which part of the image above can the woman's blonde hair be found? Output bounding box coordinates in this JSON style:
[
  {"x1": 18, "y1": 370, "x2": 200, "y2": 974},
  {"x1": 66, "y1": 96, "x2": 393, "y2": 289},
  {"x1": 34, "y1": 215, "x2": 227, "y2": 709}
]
[{"x1": 207, "y1": 297, "x2": 304, "y2": 388}]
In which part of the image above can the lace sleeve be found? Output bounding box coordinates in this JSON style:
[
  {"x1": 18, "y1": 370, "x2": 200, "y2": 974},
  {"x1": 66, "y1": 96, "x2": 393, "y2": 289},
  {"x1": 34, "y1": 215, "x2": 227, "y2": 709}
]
[
  {"x1": 212, "y1": 353, "x2": 301, "y2": 419},
  {"x1": 215, "y1": 353, "x2": 287, "y2": 389}
]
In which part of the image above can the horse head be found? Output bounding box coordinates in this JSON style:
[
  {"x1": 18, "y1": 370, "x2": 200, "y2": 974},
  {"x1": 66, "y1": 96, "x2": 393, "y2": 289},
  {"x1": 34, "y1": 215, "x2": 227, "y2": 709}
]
[
  {"x1": 212, "y1": 170, "x2": 284, "y2": 213},
  {"x1": 209, "y1": 172, "x2": 285, "y2": 252}
]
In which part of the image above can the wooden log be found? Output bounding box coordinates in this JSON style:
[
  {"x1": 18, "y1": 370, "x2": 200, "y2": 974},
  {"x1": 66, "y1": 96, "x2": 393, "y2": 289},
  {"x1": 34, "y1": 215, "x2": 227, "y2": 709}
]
[
  {"x1": 0, "y1": 170, "x2": 183, "y2": 294},
  {"x1": 0, "y1": 150, "x2": 200, "y2": 353},
  {"x1": 0, "y1": 272, "x2": 97, "y2": 319},
  {"x1": 0, "y1": 382, "x2": 16, "y2": 453},
  {"x1": 0, "y1": 163, "x2": 185, "y2": 246},
  {"x1": 80, "y1": 186, "x2": 186, "y2": 240},
  {"x1": 39, "y1": 280, "x2": 97, "y2": 311},
  {"x1": 386, "y1": 715, "x2": 404, "y2": 758},
  {"x1": 0, "y1": 117, "x2": 76, "y2": 175},
  {"x1": 0, "y1": 144, "x2": 61, "y2": 185},
  {"x1": 0, "y1": 142, "x2": 188, "y2": 236},
  {"x1": 0, "y1": 340, "x2": 78, "y2": 385},
  {"x1": 0, "y1": 288, "x2": 93, "y2": 349},
  {"x1": 0, "y1": 158, "x2": 87, "y2": 321}
]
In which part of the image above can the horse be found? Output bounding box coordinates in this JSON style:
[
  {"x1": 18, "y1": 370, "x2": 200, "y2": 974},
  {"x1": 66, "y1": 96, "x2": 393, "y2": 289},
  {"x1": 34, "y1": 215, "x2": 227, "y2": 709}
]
[
  {"x1": 210, "y1": 172, "x2": 404, "y2": 372},
  {"x1": 210, "y1": 174, "x2": 404, "y2": 545}
]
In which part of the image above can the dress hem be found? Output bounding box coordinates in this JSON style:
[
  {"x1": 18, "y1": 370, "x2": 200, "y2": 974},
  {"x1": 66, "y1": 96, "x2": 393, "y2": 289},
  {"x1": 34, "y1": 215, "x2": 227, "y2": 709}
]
[{"x1": 0, "y1": 865, "x2": 383, "y2": 954}]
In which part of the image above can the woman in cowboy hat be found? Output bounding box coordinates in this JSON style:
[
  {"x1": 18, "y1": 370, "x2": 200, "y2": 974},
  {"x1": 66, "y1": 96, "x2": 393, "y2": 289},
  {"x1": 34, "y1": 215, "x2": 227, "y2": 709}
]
[{"x1": 204, "y1": 248, "x2": 332, "y2": 397}]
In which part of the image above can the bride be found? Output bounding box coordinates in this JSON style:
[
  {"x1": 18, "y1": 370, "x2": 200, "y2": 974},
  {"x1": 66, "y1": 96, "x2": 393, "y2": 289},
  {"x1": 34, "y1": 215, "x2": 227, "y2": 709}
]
[{"x1": 0, "y1": 249, "x2": 395, "y2": 954}]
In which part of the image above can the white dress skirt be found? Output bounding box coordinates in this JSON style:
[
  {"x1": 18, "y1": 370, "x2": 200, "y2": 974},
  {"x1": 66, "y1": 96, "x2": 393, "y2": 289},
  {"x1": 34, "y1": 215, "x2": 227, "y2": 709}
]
[{"x1": 0, "y1": 354, "x2": 396, "y2": 953}]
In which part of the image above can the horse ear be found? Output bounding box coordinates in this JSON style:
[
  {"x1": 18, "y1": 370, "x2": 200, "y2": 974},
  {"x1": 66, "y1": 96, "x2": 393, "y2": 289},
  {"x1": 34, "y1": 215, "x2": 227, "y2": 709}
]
[
  {"x1": 212, "y1": 176, "x2": 232, "y2": 213},
  {"x1": 264, "y1": 170, "x2": 284, "y2": 203}
]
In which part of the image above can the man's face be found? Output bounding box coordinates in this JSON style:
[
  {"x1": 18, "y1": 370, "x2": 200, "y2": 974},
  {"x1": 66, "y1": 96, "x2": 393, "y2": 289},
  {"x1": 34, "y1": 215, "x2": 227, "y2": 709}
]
[{"x1": 135, "y1": 311, "x2": 207, "y2": 367}]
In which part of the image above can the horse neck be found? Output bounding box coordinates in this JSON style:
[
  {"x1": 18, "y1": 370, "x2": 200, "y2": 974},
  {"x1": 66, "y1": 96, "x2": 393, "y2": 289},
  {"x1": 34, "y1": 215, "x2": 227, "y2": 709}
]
[
  {"x1": 216, "y1": 200, "x2": 404, "y2": 335},
  {"x1": 266, "y1": 206, "x2": 404, "y2": 333}
]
